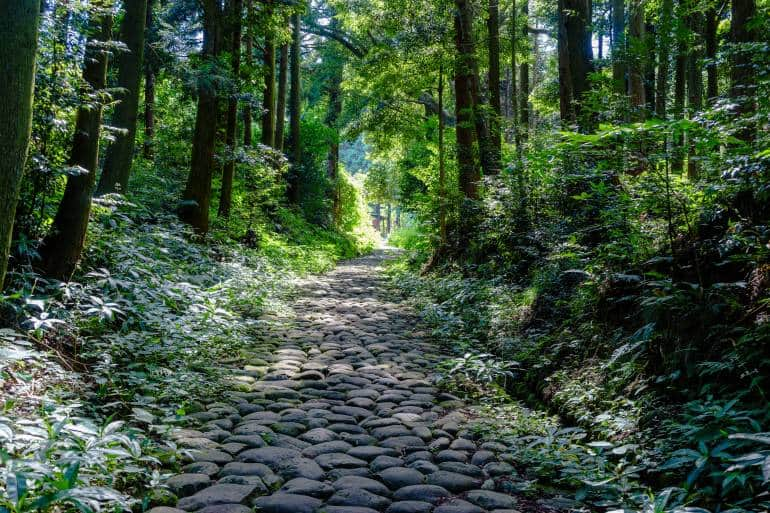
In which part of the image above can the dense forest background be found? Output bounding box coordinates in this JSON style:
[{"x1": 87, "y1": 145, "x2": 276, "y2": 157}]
[{"x1": 1, "y1": 0, "x2": 769, "y2": 512}]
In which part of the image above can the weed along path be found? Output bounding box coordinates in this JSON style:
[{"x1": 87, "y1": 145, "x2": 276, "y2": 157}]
[{"x1": 154, "y1": 250, "x2": 526, "y2": 513}]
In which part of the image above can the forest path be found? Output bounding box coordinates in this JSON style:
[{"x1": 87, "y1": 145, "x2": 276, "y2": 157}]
[{"x1": 158, "y1": 250, "x2": 521, "y2": 513}]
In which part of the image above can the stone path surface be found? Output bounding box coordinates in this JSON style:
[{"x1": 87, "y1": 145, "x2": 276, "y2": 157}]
[{"x1": 153, "y1": 251, "x2": 522, "y2": 513}]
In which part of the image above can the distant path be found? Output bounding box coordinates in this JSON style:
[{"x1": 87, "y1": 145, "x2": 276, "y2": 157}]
[{"x1": 154, "y1": 250, "x2": 522, "y2": 513}]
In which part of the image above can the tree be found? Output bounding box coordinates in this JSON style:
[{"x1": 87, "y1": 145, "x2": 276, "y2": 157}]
[
  {"x1": 455, "y1": 0, "x2": 479, "y2": 199},
  {"x1": 97, "y1": 0, "x2": 148, "y2": 194},
  {"x1": 655, "y1": 0, "x2": 673, "y2": 117},
  {"x1": 40, "y1": 7, "x2": 113, "y2": 279},
  {"x1": 519, "y1": 0, "x2": 530, "y2": 146},
  {"x1": 686, "y1": 7, "x2": 703, "y2": 178},
  {"x1": 611, "y1": 0, "x2": 626, "y2": 94},
  {"x1": 0, "y1": 0, "x2": 40, "y2": 288},
  {"x1": 261, "y1": 0, "x2": 276, "y2": 147},
  {"x1": 219, "y1": 0, "x2": 244, "y2": 218},
  {"x1": 730, "y1": 0, "x2": 757, "y2": 142},
  {"x1": 143, "y1": 0, "x2": 157, "y2": 159},
  {"x1": 628, "y1": 0, "x2": 646, "y2": 119},
  {"x1": 287, "y1": 10, "x2": 302, "y2": 202},
  {"x1": 275, "y1": 42, "x2": 289, "y2": 150},
  {"x1": 179, "y1": 0, "x2": 224, "y2": 233},
  {"x1": 243, "y1": 0, "x2": 254, "y2": 147},
  {"x1": 488, "y1": 0, "x2": 502, "y2": 164},
  {"x1": 558, "y1": 0, "x2": 593, "y2": 126}
]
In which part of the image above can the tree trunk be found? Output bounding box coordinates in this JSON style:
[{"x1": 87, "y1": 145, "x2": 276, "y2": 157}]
[
  {"x1": 218, "y1": 0, "x2": 243, "y2": 219},
  {"x1": 275, "y1": 43, "x2": 289, "y2": 151},
  {"x1": 509, "y1": 0, "x2": 520, "y2": 151},
  {"x1": 686, "y1": 10, "x2": 703, "y2": 178},
  {"x1": 438, "y1": 64, "x2": 447, "y2": 245},
  {"x1": 519, "y1": 0, "x2": 530, "y2": 143},
  {"x1": 325, "y1": 58, "x2": 343, "y2": 225},
  {"x1": 40, "y1": 12, "x2": 112, "y2": 280},
  {"x1": 179, "y1": 0, "x2": 223, "y2": 233},
  {"x1": 0, "y1": 1, "x2": 40, "y2": 288},
  {"x1": 143, "y1": 0, "x2": 156, "y2": 160},
  {"x1": 487, "y1": 0, "x2": 502, "y2": 163},
  {"x1": 557, "y1": 0, "x2": 576, "y2": 124},
  {"x1": 628, "y1": 0, "x2": 646, "y2": 119},
  {"x1": 261, "y1": 0, "x2": 276, "y2": 147},
  {"x1": 386, "y1": 203, "x2": 392, "y2": 234},
  {"x1": 730, "y1": 0, "x2": 756, "y2": 141},
  {"x1": 287, "y1": 10, "x2": 302, "y2": 203},
  {"x1": 456, "y1": 0, "x2": 498, "y2": 176},
  {"x1": 97, "y1": 0, "x2": 147, "y2": 194},
  {"x1": 611, "y1": 0, "x2": 626, "y2": 94},
  {"x1": 243, "y1": 0, "x2": 253, "y2": 147},
  {"x1": 454, "y1": 6, "x2": 480, "y2": 200},
  {"x1": 644, "y1": 20, "x2": 656, "y2": 113},
  {"x1": 704, "y1": 6, "x2": 718, "y2": 103},
  {"x1": 655, "y1": 0, "x2": 673, "y2": 118}
]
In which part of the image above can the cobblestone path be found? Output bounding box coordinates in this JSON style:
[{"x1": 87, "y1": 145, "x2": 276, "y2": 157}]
[{"x1": 152, "y1": 251, "x2": 522, "y2": 513}]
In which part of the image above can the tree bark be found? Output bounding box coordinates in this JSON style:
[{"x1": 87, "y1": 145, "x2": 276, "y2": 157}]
[
  {"x1": 559, "y1": 0, "x2": 593, "y2": 127},
  {"x1": 143, "y1": 0, "x2": 156, "y2": 160},
  {"x1": 509, "y1": 0, "x2": 519, "y2": 150},
  {"x1": 243, "y1": 0, "x2": 253, "y2": 147},
  {"x1": 261, "y1": 0, "x2": 276, "y2": 147},
  {"x1": 557, "y1": 0, "x2": 576, "y2": 124},
  {"x1": 704, "y1": 6, "x2": 718, "y2": 103},
  {"x1": 644, "y1": 20, "x2": 656, "y2": 113},
  {"x1": 519, "y1": 0, "x2": 530, "y2": 144},
  {"x1": 275, "y1": 42, "x2": 289, "y2": 151},
  {"x1": 488, "y1": 0, "x2": 502, "y2": 163},
  {"x1": 40, "y1": 11, "x2": 112, "y2": 280},
  {"x1": 325, "y1": 57, "x2": 344, "y2": 225},
  {"x1": 97, "y1": 0, "x2": 147, "y2": 194},
  {"x1": 456, "y1": 0, "x2": 498, "y2": 176},
  {"x1": 287, "y1": 10, "x2": 302, "y2": 203},
  {"x1": 179, "y1": 0, "x2": 223, "y2": 233},
  {"x1": 655, "y1": 0, "x2": 673, "y2": 117},
  {"x1": 628, "y1": 0, "x2": 646, "y2": 119},
  {"x1": 686, "y1": 9, "x2": 703, "y2": 178},
  {"x1": 730, "y1": 0, "x2": 756, "y2": 141},
  {"x1": 438, "y1": 64, "x2": 447, "y2": 245},
  {"x1": 454, "y1": 6, "x2": 480, "y2": 200},
  {"x1": 611, "y1": 0, "x2": 626, "y2": 94},
  {"x1": 0, "y1": 0, "x2": 40, "y2": 288},
  {"x1": 219, "y1": 0, "x2": 243, "y2": 219}
]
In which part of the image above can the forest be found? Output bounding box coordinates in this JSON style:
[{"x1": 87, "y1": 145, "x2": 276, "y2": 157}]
[{"x1": 0, "y1": 0, "x2": 769, "y2": 512}]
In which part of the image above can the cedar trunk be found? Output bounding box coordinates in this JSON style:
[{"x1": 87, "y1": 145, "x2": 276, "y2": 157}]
[
  {"x1": 487, "y1": 0, "x2": 502, "y2": 164},
  {"x1": 219, "y1": 0, "x2": 243, "y2": 218},
  {"x1": 275, "y1": 43, "x2": 289, "y2": 151},
  {"x1": 97, "y1": 0, "x2": 148, "y2": 194},
  {"x1": 0, "y1": 1, "x2": 40, "y2": 288},
  {"x1": 611, "y1": 0, "x2": 626, "y2": 94},
  {"x1": 454, "y1": 7, "x2": 480, "y2": 200},
  {"x1": 261, "y1": 1, "x2": 276, "y2": 147},
  {"x1": 287, "y1": 11, "x2": 302, "y2": 203},
  {"x1": 243, "y1": 0, "x2": 253, "y2": 147},
  {"x1": 40, "y1": 12, "x2": 112, "y2": 280},
  {"x1": 731, "y1": 0, "x2": 756, "y2": 141},
  {"x1": 519, "y1": 0, "x2": 530, "y2": 144},
  {"x1": 179, "y1": 0, "x2": 222, "y2": 233},
  {"x1": 143, "y1": 0, "x2": 157, "y2": 159},
  {"x1": 655, "y1": 0, "x2": 673, "y2": 118},
  {"x1": 628, "y1": 0, "x2": 646, "y2": 119}
]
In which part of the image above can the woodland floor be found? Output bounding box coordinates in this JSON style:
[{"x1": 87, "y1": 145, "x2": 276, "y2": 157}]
[{"x1": 154, "y1": 250, "x2": 542, "y2": 513}]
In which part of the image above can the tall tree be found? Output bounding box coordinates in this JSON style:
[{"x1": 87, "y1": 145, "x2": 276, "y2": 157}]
[
  {"x1": 286, "y1": 10, "x2": 302, "y2": 203},
  {"x1": 179, "y1": 0, "x2": 224, "y2": 233},
  {"x1": 611, "y1": 0, "x2": 626, "y2": 94},
  {"x1": 219, "y1": 0, "x2": 243, "y2": 218},
  {"x1": 0, "y1": 0, "x2": 40, "y2": 288},
  {"x1": 730, "y1": 0, "x2": 756, "y2": 142},
  {"x1": 454, "y1": 0, "x2": 480, "y2": 199},
  {"x1": 275, "y1": 42, "x2": 289, "y2": 151},
  {"x1": 519, "y1": 0, "x2": 530, "y2": 145},
  {"x1": 628, "y1": 0, "x2": 646, "y2": 119},
  {"x1": 97, "y1": 0, "x2": 148, "y2": 194},
  {"x1": 261, "y1": 0, "x2": 276, "y2": 147},
  {"x1": 143, "y1": 0, "x2": 157, "y2": 159},
  {"x1": 40, "y1": 7, "x2": 112, "y2": 279},
  {"x1": 456, "y1": 0, "x2": 498, "y2": 176},
  {"x1": 655, "y1": 0, "x2": 673, "y2": 117},
  {"x1": 558, "y1": 0, "x2": 594, "y2": 126},
  {"x1": 325, "y1": 56, "x2": 344, "y2": 224},
  {"x1": 438, "y1": 64, "x2": 447, "y2": 245},
  {"x1": 243, "y1": 0, "x2": 254, "y2": 147},
  {"x1": 704, "y1": 4, "x2": 719, "y2": 102},
  {"x1": 488, "y1": 0, "x2": 502, "y2": 163}
]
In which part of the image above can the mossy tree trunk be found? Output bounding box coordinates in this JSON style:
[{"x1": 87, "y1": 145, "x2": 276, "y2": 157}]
[
  {"x1": 40, "y1": 10, "x2": 112, "y2": 280},
  {"x1": 287, "y1": 10, "x2": 302, "y2": 203},
  {"x1": 219, "y1": 0, "x2": 243, "y2": 219},
  {"x1": 179, "y1": 0, "x2": 223, "y2": 233},
  {"x1": 97, "y1": 0, "x2": 147, "y2": 194},
  {"x1": 0, "y1": 0, "x2": 40, "y2": 288},
  {"x1": 275, "y1": 42, "x2": 289, "y2": 151}
]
